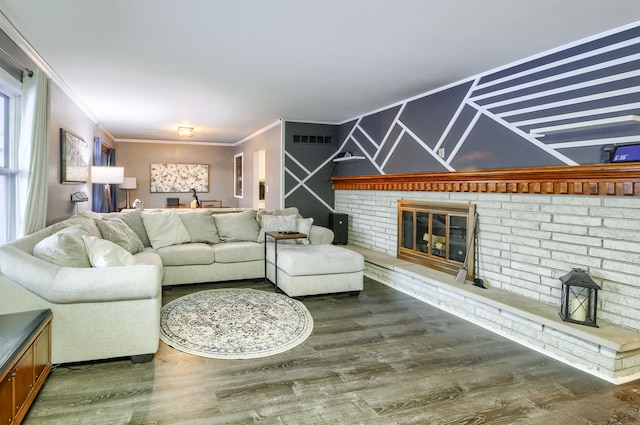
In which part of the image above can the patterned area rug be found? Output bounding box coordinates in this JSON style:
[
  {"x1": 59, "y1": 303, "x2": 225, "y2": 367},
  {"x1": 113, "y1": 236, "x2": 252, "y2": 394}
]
[{"x1": 160, "y1": 288, "x2": 314, "y2": 359}]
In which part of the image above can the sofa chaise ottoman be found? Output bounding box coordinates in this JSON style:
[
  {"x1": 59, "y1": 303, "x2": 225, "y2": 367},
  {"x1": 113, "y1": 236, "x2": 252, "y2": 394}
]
[{"x1": 265, "y1": 244, "x2": 364, "y2": 298}]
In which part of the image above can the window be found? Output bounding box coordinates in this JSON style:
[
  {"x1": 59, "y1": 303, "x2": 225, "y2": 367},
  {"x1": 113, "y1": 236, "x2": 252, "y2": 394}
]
[{"x1": 0, "y1": 69, "x2": 21, "y2": 243}]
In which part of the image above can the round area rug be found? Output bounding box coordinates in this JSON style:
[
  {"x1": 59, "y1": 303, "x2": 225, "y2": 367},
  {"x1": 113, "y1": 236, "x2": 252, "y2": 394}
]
[{"x1": 160, "y1": 288, "x2": 314, "y2": 359}]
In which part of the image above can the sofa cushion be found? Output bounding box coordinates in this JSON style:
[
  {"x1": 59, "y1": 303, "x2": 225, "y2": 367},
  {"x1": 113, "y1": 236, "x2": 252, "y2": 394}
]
[
  {"x1": 156, "y1": 243, "x2": 215, "y2": 266},
  {"x1": 133, "y1": 247, "x2": 164, "y2": 268},
  {"x1": 211, "y1": 241, "x2": 263, "y2": 263},
  {"x1": 257, "y1": 214, "x2": 297, "y2": 243},
  {"x1": 178, "y1": 210, "x2": 220, "y2": 243},
  {"x1": 268, "y1": 245, "x2": 364, "y2": 276},
  {"x1": 82, "y1": 235, "x2": 138, "y2": 268},
  {"x1": 95, "y1": 218, "x2": 145, "y2": 254},
  {"x1": 33, "y1": 225, "x2": 92, "y2": 268},
  {"x1": 117, "y1": 209, "x2": 152, "y2": 247},
  {"x1": 141, "y1": 210, "x2": 192, "y2": 249},
  {"x1": 213, "y1": 210, "x2": 260, "y2": 242}
]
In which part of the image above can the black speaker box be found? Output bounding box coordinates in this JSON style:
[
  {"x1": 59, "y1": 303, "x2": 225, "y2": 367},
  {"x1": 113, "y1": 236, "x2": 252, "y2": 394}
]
[{"x1": 329, "y1": 213, "x2": 348, "y2": 245}]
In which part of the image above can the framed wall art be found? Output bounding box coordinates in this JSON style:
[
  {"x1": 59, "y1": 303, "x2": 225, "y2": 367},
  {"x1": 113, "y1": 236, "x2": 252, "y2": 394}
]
[
  {"x1": 234, "y1": 153, "x2": 243, "y2": 198},
  {"x1": 60, "y1": 128, "x2": 89, "y2": 183},
  {"x1": 150, "y1": 163, "x2": 209, "y2": 193}
]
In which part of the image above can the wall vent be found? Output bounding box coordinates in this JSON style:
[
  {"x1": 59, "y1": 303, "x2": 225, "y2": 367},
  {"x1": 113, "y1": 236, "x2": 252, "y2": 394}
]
[{"x1": 292, "y1": 135, "x2": 333, "y2": 144}]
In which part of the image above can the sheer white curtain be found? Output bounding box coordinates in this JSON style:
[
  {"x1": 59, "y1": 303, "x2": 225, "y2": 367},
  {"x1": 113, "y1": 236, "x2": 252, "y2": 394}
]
[{"x1": 17, "y1": 68, "x2": 50, "y2": 236}]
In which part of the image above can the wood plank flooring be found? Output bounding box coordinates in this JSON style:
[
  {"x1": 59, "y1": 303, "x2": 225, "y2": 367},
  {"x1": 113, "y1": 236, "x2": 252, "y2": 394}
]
[{"x1": 23, "y1": 278, "x2": 640, "y2": 424}]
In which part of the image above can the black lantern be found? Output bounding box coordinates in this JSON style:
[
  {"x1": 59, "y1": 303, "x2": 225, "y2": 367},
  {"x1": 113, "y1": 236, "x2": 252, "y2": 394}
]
[{"x1": 559, "y1": 268, "x2": 600, "y2": 327}]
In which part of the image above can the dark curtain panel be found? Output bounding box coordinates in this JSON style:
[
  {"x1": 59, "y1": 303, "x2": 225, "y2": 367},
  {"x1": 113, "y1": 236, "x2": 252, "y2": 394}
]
[
  {"x1": 92, "y1": 137, "x2": 117, "y2": 213},
  {"x1": 92, "y1": 137, "x2": 103, "y2": 212}
]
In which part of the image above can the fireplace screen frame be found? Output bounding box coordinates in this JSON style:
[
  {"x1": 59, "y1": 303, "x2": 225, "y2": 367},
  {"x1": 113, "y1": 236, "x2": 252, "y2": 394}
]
[{"x1": 397, "y1": 200, "x2": 476, "y2": 278}]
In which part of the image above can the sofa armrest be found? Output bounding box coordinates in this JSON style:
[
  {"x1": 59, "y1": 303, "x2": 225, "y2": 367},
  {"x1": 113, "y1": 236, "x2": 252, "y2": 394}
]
[
  {"x1": 51, "y1": 265, "x2": 162, "y2": 303},
  {"x1": 0, "y1": 245, "x2": 162, "y2": 304},
  {"x1": 308, "y1": 225, "x2": 334, "y2": 245}
]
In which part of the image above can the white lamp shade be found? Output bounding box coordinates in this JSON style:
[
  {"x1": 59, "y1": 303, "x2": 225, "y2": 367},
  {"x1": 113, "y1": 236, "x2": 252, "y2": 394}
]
[
  {"x1": 120, "y1": 177, "x2": 137, "y2": 189},
  {"x1": 91, "y1": 166, "x2": 124, "y2": 184}
]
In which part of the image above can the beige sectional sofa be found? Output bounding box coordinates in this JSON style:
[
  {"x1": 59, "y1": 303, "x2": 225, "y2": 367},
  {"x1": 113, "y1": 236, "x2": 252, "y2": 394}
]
[{"x1": 0, "y1": 207, "x2": 358, "y2": 365}]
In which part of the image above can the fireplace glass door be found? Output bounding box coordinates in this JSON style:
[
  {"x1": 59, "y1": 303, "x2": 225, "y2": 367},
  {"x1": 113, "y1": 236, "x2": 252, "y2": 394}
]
[{"x1": 397, "y1": 200, "x2": 475, "y2": 278}]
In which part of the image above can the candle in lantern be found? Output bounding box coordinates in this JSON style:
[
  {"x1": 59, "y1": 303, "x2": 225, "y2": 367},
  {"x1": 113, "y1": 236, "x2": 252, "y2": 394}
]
[{"x1": 570, "y1": 297, "x2": 587, "y2": 321}]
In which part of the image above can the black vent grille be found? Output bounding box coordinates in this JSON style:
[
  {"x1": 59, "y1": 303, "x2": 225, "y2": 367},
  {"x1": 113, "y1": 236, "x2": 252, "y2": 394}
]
[{"x1": 292, "y1": 135, "x2": 333, "y2": 144}]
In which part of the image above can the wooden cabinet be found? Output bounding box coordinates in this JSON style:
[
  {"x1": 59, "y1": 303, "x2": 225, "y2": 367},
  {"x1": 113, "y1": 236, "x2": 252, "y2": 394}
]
[{"x1": 0, "y1": 310, "x2": 52, "y2": 425}]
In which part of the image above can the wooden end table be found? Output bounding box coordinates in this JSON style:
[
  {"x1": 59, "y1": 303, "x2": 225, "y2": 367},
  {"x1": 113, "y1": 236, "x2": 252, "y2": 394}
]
[{"x1": 264, "y1": 231, "x2": 307, "y2": 293}]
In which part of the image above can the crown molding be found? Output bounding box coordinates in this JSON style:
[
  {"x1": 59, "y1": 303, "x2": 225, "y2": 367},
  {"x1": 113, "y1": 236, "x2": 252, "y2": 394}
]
[{"x1": 0, "y1": 11, "x2": 116, "y2": 141}]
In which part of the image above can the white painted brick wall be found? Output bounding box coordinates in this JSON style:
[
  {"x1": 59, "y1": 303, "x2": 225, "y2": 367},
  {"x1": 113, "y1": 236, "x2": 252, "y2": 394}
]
[{"x1": 335, "y1": 190, "x2": 640, "y2": 333}]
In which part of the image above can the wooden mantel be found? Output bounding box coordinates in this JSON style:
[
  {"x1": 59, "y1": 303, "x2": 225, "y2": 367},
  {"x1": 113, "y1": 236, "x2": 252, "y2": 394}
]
[{"x1": 330, "y1": 163, "x2": 640, "y2": 197}]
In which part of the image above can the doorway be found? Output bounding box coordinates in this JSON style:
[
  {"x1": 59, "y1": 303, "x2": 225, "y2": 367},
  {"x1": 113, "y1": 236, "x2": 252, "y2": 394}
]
[{"x1": 254, "y1": 149, "x2": 266, "y2": 209}]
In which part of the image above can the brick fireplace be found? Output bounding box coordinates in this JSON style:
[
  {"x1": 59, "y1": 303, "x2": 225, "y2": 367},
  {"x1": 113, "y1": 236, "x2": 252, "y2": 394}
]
[{"x1": 331, "y1": 164, "x2": 640, "y2": 383}]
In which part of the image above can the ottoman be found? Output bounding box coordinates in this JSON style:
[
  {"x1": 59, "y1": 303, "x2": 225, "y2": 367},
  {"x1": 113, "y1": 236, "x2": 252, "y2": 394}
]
[{"x1": 265, "y1": 244, "x2": 364, "y2": 297}]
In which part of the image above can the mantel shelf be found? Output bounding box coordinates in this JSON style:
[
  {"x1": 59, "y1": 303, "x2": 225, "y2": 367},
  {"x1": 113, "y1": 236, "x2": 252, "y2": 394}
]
[
  {"x1": 333, "y1": 155, "x2": 365, "y2": 163},
  {"x1": 330, "y1": 163, "x2": 640, "y2": 197}
]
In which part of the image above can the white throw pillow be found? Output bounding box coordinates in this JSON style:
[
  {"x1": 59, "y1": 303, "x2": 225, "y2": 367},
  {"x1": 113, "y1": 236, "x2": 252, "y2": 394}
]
[
  {"x1": 295, "y1": 217, "x2": 314, "y2": 244},
  {"x1": 33, "y1": 225, "x2": 92, "y2": 267},
  {"x1": 141, "y1": 210, "x2": 192, "y2": 249},
  {"x1": 82, "y1": 235, "x2": 138, "y2": 268},
  {"x1": 257, "y1": 214, "x2": 297, "y2": 243}
]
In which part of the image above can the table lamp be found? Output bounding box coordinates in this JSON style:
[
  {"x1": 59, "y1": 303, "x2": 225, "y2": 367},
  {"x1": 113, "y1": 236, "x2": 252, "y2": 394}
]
[
  {"x1": 91, "y1": 166, "x2": 124, "y2": 212},
  {"x1": 120, "y1": 177, "x2": 137, "y2": 208}
]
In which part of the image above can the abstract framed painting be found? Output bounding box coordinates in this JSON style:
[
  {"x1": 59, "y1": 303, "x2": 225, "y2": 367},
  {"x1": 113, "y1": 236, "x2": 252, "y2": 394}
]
[{"x1": 150, "y1": 163, "x2": 209, "y2": 193}]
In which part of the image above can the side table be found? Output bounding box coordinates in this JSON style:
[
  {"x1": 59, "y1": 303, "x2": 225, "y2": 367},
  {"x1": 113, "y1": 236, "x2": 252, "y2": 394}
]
[
  {"x1": 0, "y1": 309, "x2": 52, "y2": 425},
  {"x1": 264, "y1": 231, "x2": 306, "y2": 293}
]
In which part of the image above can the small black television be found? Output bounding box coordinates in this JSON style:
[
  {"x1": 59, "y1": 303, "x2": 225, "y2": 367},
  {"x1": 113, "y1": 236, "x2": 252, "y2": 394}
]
[{"x1": 611, "y1": 143, "x2": 640, "y2": 163}]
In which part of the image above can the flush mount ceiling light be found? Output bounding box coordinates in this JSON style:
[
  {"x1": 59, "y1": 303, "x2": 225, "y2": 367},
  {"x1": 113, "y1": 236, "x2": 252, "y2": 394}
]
[{"x1": 177, "y1": 126, "x2": 194, "y2": 137}]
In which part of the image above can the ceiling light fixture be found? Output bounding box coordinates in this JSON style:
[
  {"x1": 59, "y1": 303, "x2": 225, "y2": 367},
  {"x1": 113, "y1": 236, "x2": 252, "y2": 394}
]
[{"x1": 178, "y1": 126, "x2": 194, "y2": 137}]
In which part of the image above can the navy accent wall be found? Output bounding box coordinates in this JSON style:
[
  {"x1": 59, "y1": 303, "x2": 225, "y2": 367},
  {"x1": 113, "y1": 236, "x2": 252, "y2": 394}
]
[
  {"x1": 336, "y1": 23, "x2": 640, "y2": 176},
  {"x1": 284, "y1": 23, "x2": 640, "y2": 224},
  {"x1": 283, "y1": 121, "x2": 339, "y2": 227}
]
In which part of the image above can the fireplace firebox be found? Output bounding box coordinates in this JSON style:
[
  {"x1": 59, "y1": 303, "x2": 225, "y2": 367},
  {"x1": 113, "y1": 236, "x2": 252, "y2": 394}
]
[{"x1": 397, "y1": 200, "x2": 476, "y2": 279}]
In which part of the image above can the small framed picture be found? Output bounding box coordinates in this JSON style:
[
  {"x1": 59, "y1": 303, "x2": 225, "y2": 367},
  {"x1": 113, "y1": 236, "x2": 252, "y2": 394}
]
[{"x1": 234, "y1": 153, "x2": 243, "y2": 198}]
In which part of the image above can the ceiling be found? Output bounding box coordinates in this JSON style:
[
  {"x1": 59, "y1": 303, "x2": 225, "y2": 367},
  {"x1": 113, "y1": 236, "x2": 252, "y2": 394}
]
[{"x1": 1, "y1": 1, "x2": 640, "y2": 145}]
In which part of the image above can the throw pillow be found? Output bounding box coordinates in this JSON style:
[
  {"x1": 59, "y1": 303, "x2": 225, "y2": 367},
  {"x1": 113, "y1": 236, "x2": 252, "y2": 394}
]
[
  {"x1": 256, "y1": 207, "x2": 299, "y2": 226},
  {"x1": 95, "y1": 218, "x2": 145, "y2": 254},
  {"x1": 141, "y1": 210, "x2": 192, "y2": 249},
  {"x1": 295, "y1": 217, "x2": 314, "y2": 245},
  {"x1": 33, "y1": 225, "x2": 92, "y2": 268},
  {"x1": 82, "y1": 235, "x2": 138, "y2": 268},
  {"x1": 213, "y1": 210, "x2": 260, "y2": 242},
  {"x1": 257, "y1": 214, "x2": 298, "y2": 243},
  {"x1": 179, "y1": 211, "x2": 220, "y2": 243},
  {"x1": 257, "y1": 214, "x2": 297, "y2": 243},
  {"x1": 117, "y1": 209, "x2": 152, "y2": 247}
]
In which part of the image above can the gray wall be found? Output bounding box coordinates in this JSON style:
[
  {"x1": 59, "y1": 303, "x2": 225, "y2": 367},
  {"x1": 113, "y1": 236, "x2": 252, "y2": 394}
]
[
  {"x1": 48, "y1": 83, "x2": 112, "y2": 225},
  {"x1": 114, "y1": 142, "x2": 234, "y2": 210},
  {"x1": 233, "y1": 122, "x2": 282, "y2": 210}
]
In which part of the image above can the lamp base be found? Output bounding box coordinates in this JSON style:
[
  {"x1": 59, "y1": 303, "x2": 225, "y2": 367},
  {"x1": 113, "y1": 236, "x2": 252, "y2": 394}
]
[{"x1": 99, "y1": 185, "x2": 114, "y2": 212}]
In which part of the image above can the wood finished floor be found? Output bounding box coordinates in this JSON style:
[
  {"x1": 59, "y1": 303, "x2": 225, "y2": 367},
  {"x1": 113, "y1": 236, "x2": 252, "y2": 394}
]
[{"x1": 24, "y1": 278, "x2": 640, "y2": 425}]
